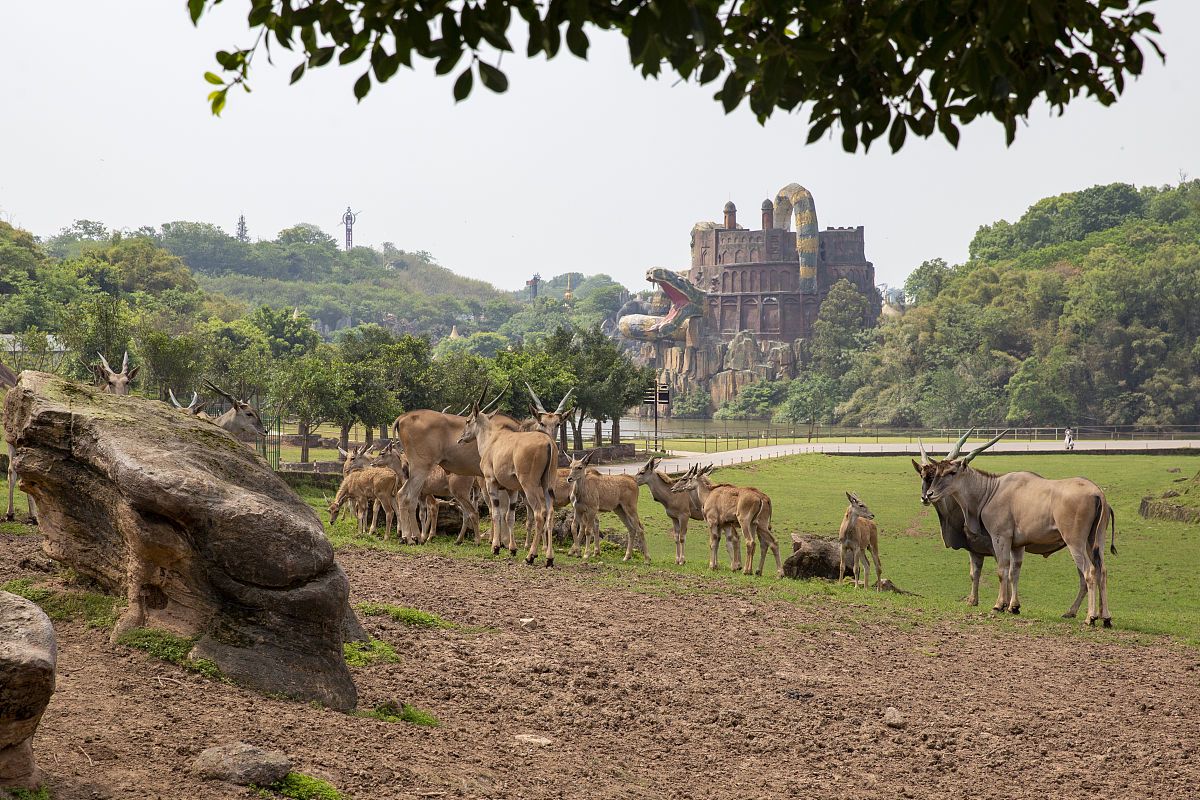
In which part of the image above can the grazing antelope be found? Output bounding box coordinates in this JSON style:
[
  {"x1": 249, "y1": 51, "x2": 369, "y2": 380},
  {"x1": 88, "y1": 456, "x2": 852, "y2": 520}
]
[
  {"x1": 635, "y1": 457, "x2": 706, "y2": 565},
  {"x1": 671, "y1": 464, "x2": 782, "y2": 577},
  {"x1": 567, "y1": 451, "x2": 647, "y2": 561},
  {"x1": 202, "y1": 381, "x2": 268, "y2": 438},
  {"x1": 93, "y1": 351, "x2": 138, "y2": 395},
  {"x1": 839, "y1": 492, "x2": 882, "y2": 589},
  {"x1": 371, "y1": 442, "x2": 472, "y2": 544},
  {"x1": 457, "y1": 386, "x2": 557, "y2": 566},
  {"x1": 328, "y1": 469, "x2": 376, "y2": 535},
  {"x1": 914, "y1": 431, "x2": 1116, "y2": 625},
  {"x1": 168, "y1": 389, "x2": 211, "y2": 419}
]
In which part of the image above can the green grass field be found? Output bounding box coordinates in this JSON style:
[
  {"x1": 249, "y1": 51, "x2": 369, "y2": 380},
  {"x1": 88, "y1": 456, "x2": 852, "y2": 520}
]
[{"x1": 296, "y1": 453, "x2": 1200, "y2": 647}]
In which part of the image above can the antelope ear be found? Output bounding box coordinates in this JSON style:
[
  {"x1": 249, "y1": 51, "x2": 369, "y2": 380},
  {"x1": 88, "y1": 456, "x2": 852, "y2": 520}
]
[
  {"x1": 911, "y1": 459, "x2": 922, "y2": 474},
  {"x1": 846, "y1": 491, "x2": 854, "y2": 502},
  {"x1": 581, "y1": 450, "x2": 595, "y2": 465},
  {"x1": 127, "y1": 365, "x2": 140, "y2": 381}
]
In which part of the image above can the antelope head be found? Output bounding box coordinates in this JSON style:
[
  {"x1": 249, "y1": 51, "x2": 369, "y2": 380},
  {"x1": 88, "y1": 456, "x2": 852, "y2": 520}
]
[
  {"x1": 525, "y1": 382, "x2": 575, "y2": 439},
  {"x1": 669, "y1": 463, "x2": 714, "y2": 494},
  {"x1": 457, "y1": 382, "x2": 495, "y2": 445},
  {"x1": 94, "y1": 351, "x2": 139, "y2": 395},
  {"x1": 337, "y1": 442, "x2": 372, "y2": 474},
  {"x1": 912, "y1": 429, "x2": 1007, "y2": 504},
  {"x1": 845, "y1": 491, "x2": 875, "y2": 520},
  {"x1": 566, "y1": 450, "x2": 595, "y2": 486},
  {"x1": 204, "y1": 380, "x2": 268, "y2": 437},
  {"x1": 169, "y1": 389, "x2": 209, "y2": 417},
  {"x1": 634, "y1": 456, "x2": 660, "y2": 486}
]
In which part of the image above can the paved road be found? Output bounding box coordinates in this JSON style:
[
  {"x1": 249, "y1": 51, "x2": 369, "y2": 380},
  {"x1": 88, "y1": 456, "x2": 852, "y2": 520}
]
[{"x1": 596, "y1": 438, "x2": 1200, "y2": 475}]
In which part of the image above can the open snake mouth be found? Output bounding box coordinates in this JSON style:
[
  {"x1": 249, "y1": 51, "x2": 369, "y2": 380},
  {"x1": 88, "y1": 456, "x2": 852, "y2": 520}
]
[{"x1": 617, "y1": 268, "x2": 704, "y2": 342}]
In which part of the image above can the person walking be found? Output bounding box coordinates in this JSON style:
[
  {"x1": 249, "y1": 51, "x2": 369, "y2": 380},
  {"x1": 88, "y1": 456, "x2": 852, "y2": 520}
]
[{"x1": 1064, "y1": 427, "x2": 1075, "y2": 451}]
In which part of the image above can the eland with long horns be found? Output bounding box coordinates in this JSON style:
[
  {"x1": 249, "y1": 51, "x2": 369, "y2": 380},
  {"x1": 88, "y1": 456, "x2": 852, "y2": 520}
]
[{"x1": 913, "y1": 429, "x2": 1116, "y2": 626}]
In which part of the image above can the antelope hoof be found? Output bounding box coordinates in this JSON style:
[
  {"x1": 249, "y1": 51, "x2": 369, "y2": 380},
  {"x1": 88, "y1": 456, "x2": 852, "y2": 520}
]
[
  {"x1": 2, "y1": 513, "x2": 12, "y2": 522},
  {"x1": 1087, "y1": 616, "x2": 1098, "y2": 627},
  {"x1": 1103, "y1": 618, "x2": 1113, "y2": 628},
  {"x1": 509, "y1": 548, "x2": 517, "y2": 557},
  {"x1": 545, "y1": 558, "x2": 554, "y2": 568},
  {"x1": 967, "y1": 598, "x2": 979, "y2": 607},
  {"x1": 992, "y1": 604, "x2": 1006, "y2": 613},
  {"x1": 754, "y1": 568, "x2": 763, "y2": 577},
  {"x1": 1009, "y1": 605, "x2": 1020, "y2": 615},
  {"x1": 775, "y1": 570, "x2": 784, "y2": 579},
  {"x1": 492, "y1": 546, "x2": 501, "y2": 556},
  {"x1": 622, "y1": 555, "x2": 631, "y2": 563},
  {"x1": 1062, "y1": 611, "x2": 1077, "y2": 619},
  {"x1": 525, "y1": 554, "x2": 535, "y2": 566}
]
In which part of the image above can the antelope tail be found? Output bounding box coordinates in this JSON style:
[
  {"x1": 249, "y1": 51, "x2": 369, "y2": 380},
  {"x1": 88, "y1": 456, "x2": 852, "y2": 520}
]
[
  {"x1": 1109, "y1": 504, "x2": 1118, "y2": 556},
  {"x1": 1088, "y1": 496, "x2": 1105, "y2": 568},
  {"x1": 541, "y1": 441, "x2": 555, "y2": 491},
  {"x1": 391, "y1": 418, "x2": 401, "y2": 441}
]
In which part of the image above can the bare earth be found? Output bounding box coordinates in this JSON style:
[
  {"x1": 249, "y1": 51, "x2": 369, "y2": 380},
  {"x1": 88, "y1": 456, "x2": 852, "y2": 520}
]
[{"x1": 3, "y1": 531, "x2": 1198, "y2": 800}]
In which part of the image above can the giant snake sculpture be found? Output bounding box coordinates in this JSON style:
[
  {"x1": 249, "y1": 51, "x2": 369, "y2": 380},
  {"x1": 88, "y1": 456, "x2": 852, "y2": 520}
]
[{"x1": 618, "y1": 182, "x2": 820, "y2": 343}]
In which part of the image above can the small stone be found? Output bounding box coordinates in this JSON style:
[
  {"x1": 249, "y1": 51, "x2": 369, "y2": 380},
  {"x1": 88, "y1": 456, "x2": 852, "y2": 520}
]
[
  {"x1": 738, "y1": 607, "x2": 757, "y2": 616},
  {"x1": 514, "y1": 734, "x2": 553, "y2": 747},
  {"x1": 883, "y1": 707, "x2": 906, "y2": 729},
  {"x1": 518, "y1": 618, "x2": 538, "y2": 630},
  {"x1": 191, "y1": 742, "x2": 292, "y2": 786},
  {"x1": 0, "y1": 590, "x2": 56, "y2": 791}
]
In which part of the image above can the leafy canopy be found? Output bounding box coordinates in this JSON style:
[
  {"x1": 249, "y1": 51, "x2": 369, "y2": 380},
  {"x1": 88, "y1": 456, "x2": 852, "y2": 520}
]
[{"x1": 192, "y1": 0, "x2": 1161, "y2": 152}]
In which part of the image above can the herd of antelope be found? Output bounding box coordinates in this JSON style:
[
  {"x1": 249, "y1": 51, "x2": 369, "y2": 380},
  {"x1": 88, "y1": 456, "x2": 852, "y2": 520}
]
[{"x1": 4, "y1": 354, "x2": 1120, "y2": 626}]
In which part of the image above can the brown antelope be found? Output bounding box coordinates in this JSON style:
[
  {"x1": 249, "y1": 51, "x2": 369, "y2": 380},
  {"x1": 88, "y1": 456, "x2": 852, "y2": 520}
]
[
  {"x1": 168, "y1": 389, "x2": 210, "y2": 419},
  {"x1": 839, "y1": 492, "x2": 882, "y2": 589},
  {"x1": 914, "y1": 431, "x2": 1116, "y2": 625},
  {"x1": 371, "y1": 442, "x2": 474, "y2": 544},
  {"x1": 328, "y1": 469, "x2": 377, "y2": 535},
  {"x1": 0, "y1": 361, "x2": 34, "y2": 523},
  {"x1": 671, "y1": 464, "x2": 782, "y2": 577},
  {"x1": 93, "y1": 351, "x2": 139, "y2": 394},
  {"x1": 391, "y1": 387, "x2": 521, "y2": 546},
  {"x1": 203, "y1": 381, "x2": 268, "y2": 438},
  {"x1": 635, "y1": 457, "x2": 707, "y2": 565},
  {"x1": 566, "y1": 451, "x2": 647, "y2": 561},
  {"x1": 523, "y1": 382, "x2": 574, "y2": 439},
  {"x1": 456, "y1": 388, "x2": 558, "y2": 566}
]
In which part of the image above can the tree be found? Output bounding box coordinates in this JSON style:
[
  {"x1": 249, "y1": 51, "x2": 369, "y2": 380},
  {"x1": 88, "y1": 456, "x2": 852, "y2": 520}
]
[
  {"x1": 810, "y1": 279, "x2": 871, "y2": 382},
  {"x1": 775, "y1": 372, "x2": 836, "y2": 438},
  {"x1": 714, "y1": 381, "x2": 782, "y2": 420},
  {"x1": 269, "y1": 345, "x2": 354, "y2": 462},
  {"x1": 903, "y1": 258, "x2": 951, "y2": 306},
  {"x1": 671, "y1": 389, "x2": 711, "y2": 419},
  {"x1": 248, "y1": 306, "x2": 320, "y2": 359},
  {"x1": 195, "y1": 1, "x2": 1160, "y2": 153}
]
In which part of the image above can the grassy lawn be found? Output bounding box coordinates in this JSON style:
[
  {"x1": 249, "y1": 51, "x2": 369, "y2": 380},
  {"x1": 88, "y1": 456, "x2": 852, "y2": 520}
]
[{"x1": 296, "y1": 452, "x2": 1200, "y2": 647}]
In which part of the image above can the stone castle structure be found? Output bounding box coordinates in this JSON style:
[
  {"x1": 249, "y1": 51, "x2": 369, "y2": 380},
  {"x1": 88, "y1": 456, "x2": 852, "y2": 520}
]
[{"x1": 617, "y1": 183, "x2": 879, "y2": 412}]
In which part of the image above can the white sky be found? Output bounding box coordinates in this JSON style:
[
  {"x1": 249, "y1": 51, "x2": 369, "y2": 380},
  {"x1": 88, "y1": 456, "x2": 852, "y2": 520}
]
[{"x1": 1, "y1": 2, "x2": 1196, "y2": 293}]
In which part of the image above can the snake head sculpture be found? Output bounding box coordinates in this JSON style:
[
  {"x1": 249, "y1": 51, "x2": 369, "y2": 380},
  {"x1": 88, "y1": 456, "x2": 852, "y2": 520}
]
[{"x1": 617, "y1": 268, "x2": 705, "y2": 342}]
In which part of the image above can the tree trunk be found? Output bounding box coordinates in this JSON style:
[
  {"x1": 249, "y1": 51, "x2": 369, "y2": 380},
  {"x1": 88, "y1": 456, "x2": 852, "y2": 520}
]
[
  {"x1": 571, "y1": 414, "x2": 584, "y2": 453},
  {"x1": 379, "y1": 423, "x2": 389, "y2": 444},
  {"x1": 610, "y1": 416, "x2": 621, "y2": 446},
  {"x1": 299, "y1": 419, "x2": 310, "y2": 463},
  {"x1": 559, "y1": 420, "x2": 568, "y2": 453},
  {"x1": 593, "y1": 418, "x2": 603, "y2": 448},
  {"x1": 365, "y1": 425, "x2": 374, "y2": 446},
  {"x1": 339, "y1": 421, "x2": 351, "y2": 451}
]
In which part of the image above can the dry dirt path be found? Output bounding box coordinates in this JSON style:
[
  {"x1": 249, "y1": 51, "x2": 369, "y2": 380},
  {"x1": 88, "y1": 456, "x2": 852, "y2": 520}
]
[{"x1": 4, "y1": 533, "x2": 1198, "y2": 800}]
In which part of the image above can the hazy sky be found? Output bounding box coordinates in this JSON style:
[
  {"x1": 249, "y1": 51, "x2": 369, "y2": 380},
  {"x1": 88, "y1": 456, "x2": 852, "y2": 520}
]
[{"x1": 2, "y1": 2, "x2": 1196, "y2": 293}]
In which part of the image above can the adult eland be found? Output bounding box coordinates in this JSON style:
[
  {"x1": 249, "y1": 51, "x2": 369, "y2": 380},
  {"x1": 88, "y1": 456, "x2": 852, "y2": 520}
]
[{"x1": 913, "y1": 430, "x2": 1116, "y2": 627}]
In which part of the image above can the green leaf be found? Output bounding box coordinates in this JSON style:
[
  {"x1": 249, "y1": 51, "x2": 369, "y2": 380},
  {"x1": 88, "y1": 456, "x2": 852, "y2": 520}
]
[
  {"x1": 209, "y1": 88, "x2": 227, "y2": 116},
  {"x1": 566, "y1": 25, "x2": 589, "y2": 58},
  {"x1": 453, "y1": 66, "x2": 473, "y2": 102},
  {"x1": 289, "y1": 63, "x2": 306, "y2": 84},
  {"x1": 203, "y1": 71, "x2": 224, "y2": 85},
  {"x1": 887, "y1": 114, "x2": 907, "y2": 152},
  {"x1": 478, "y1": 61, "x2": 509, "y2": 93},
  {"x1": 188, "y1": 0, "x2": 206, "y2": 24},
  {"x1": 354, "y1": 72, "x2": 371, "y2": 101}
]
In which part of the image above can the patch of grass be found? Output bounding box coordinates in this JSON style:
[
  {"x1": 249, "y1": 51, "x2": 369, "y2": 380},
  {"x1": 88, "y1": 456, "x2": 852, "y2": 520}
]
[
  {"x1": 343, "y1": 637, "x2": 399, "y2": 667},
  {"x1": 1, "y1": 577, "x2": 124, "y2": 630},
  {"x1": 2, "y1": 787, "x2": 52, "y2": 800},
  {"x1": 0, "y1": 520, "x2": 35, "y2": 536},
  {"x1": 356, "y1": 602, "x2": 451, "y2": 628},
  {"x1": 353, "y1": 700, "x2": 440, "y2": 727},
  {"x1": 256, "y1": 772, "x2": 345, "y2": 800},
  {"x1": 115, "y1": 628, "x2": 225, "y2": 680}
]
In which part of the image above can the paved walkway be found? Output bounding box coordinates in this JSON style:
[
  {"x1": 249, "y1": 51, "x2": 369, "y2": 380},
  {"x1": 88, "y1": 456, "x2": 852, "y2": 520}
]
[{"x1": 596, "y1": 439, "x2": 1200, "y2": 475}]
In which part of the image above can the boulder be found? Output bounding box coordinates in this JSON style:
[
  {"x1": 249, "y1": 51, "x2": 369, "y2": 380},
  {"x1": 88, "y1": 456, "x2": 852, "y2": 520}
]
[
  {"x1": 725, "y1": 330, "x2": 759, "y2": 372},
  {"x1": 0, "y1": 590, "x2": 56, "y2": 791},
  {"x1": 782, "y1": 534, "x2": 848, "y2": 580},
  {"x1": 3, "y1": 372, "x2": 358, "y2": 711},
  {"x1": 191, "y1": 742, "x2": 292, "y2": 786}
]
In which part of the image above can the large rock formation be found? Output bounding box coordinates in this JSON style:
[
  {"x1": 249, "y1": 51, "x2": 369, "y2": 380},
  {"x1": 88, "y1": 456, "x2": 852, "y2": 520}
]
[
  {"x1": 3, "y1": 372, "x2": 358, "y2": 710},
  {"x1": 0, "y1": 590, "x2": 55, "y2": 791}
]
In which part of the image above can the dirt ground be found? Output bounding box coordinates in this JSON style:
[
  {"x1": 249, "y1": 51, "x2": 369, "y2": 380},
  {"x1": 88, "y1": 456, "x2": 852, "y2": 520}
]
[{"x1": 3, "y1": 531, "x2": 1198, "y2": 800}]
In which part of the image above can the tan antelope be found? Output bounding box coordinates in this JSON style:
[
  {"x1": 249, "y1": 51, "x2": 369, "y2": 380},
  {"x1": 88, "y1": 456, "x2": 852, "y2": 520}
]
[
  {"x1": 168, "y1": 389, "x2": 211, "y2": 419},
  {"x1": 671, "y1": 464, "x2": 782, "y2": 577},
  {"x1": 0, "y1": 361, "x2": 34, "y2": 523},
  {"x1": 328, "y1": 469, "x2": 377, "y2": 535},
  {"x1": 371, "y1": 442, "x2": 474, "y2": 544},
  {"x1": 93, "y1": 351, "x2": 139, "y2": 395},
  {"x1": 391, "y1": 387, "x2": 521, "y2": 546},
  {"x1": 523, "y1": 382, "x2": 574, "y2": 439},
  {"x1": 203, "y1": 381, "x2": 268, "y2": 438},
  {"x1": 635, "y1": 457, "x2": 707, "y2": 565},
  {"x1": 566, "y1": 451, "x2": 647, "y2": 561},
  {"x1": 456, "y1": 387, "x2": 558, "y2": 566},
  {"x1": 839, "y1": 492, "x2": 882, "y2": 589},
  {"x1": 913, "y1": 430, "x2": 1116, "y2": 626}
]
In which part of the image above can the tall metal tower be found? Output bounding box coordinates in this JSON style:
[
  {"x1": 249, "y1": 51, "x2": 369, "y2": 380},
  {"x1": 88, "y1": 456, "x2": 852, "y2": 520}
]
[{"x1": 341, "y1": 206, "x2": 359, "y2": 251}]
